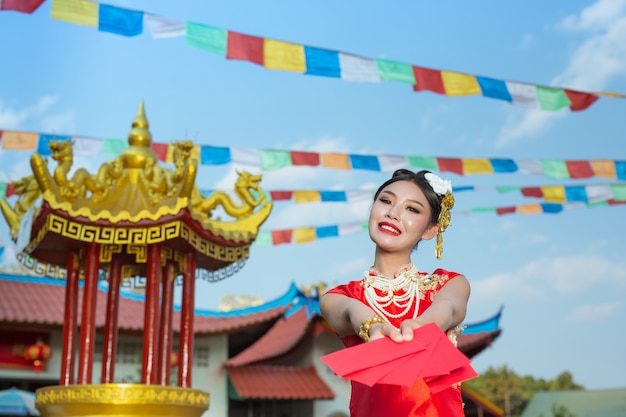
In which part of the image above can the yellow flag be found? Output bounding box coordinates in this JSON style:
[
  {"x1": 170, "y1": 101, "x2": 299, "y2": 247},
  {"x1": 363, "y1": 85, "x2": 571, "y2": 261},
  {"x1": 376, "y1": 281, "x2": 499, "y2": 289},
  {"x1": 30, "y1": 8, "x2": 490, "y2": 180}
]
[
  {"x1": 294, "y1": 227, "x2": 316, "y2": 244},
  {"x1": 51, "y1": 0, "x2": 98, "y2": 27},
  {"x1": 441, "y1": 71, "x2": 481, "y2": 96},
  {"x1": 294, "y1": 191, "x2": 321, "y2": 203},
  {"x1": 462, "y1": 158, "x2": 493, "y2": 174},
  {"x1": 1, "y1": 131, "x2": 38, "y2": 150},
  {"x1": 540, "y1": 186, "x2": 565, "y2": 203},
  {"x1": 264, "y1": 39, "x2": 306, "y2": 73}
]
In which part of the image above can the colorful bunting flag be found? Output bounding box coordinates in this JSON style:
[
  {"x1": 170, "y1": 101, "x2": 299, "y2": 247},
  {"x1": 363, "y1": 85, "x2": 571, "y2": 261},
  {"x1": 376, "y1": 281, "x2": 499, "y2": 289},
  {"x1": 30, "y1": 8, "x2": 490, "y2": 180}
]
[
  {"x1": 98, "y1": 4, "x2": 143, "y2": 37},
  {"x1": 263, "y1": 39, "x2": 306, "y2": 73},
  {"x1": 1, "y1": 0, "x2": 45, "y2": 13},
  {"x1": 50, "y1": 0, "x2": 98, "y2": 27},
  {"x1": 144, "y1": 14, "x2": 185, "y2": 39},
  {"x1": 2, "y1": 128, "x2": 626, "y2": 181},
  {"x1": 186, "y1": 22, "x2": 227, "y2": 55},
  {"x1": 2, "y1": 0, "x2": 621, "y2": 110}
]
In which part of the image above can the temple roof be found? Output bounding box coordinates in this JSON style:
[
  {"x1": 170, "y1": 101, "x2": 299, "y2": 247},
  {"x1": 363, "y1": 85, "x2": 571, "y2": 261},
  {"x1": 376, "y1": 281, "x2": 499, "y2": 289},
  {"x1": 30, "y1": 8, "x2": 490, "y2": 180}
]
[
  {"x1": 227, "y1": 365, "x2": 335, "y2": 400},
  {"x1": 0, "y1": 275, "x2": 287, "y2": 334},
  {"x1": 0, "y1": 273, "x2": 502, "y2": 359}
]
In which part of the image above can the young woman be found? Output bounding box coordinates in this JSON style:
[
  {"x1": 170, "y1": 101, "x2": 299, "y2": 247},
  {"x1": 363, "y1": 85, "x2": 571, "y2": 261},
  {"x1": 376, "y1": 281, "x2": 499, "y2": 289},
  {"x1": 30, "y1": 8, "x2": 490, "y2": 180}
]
[{"x1": 320, "y1": 169, "x2": 470, "y2": 417}]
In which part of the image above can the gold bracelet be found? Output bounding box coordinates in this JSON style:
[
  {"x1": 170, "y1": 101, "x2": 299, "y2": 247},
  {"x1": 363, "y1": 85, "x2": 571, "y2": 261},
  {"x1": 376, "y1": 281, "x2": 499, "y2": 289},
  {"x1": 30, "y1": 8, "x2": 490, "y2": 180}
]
[{"x1": 358, "y1": 316, "x2": 386, "y2": 342}]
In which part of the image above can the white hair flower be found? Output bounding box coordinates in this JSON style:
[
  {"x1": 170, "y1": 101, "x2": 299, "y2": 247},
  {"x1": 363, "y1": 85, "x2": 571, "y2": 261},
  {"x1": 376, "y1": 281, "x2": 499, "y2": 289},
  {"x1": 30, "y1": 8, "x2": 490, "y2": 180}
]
[{"x1": 424, "y1": 172, "x2": 452, "y2": 195}]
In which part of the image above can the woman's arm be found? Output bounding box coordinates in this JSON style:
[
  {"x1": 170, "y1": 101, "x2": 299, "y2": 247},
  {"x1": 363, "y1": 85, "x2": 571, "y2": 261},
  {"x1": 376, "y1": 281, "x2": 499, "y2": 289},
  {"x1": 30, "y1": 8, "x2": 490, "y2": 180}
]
[
  {"x1": 320, "y1": 292, "x2": 404, "y2": 342},
  {"x1": 320, "y1": 274, "x2": 470, "y2": 343},
  {"x1": 397, "y1": 274, "x2": 470, "y2": 341},
  {"x1": 320, "y1": 293, "x2": 377, "y2": 336}
]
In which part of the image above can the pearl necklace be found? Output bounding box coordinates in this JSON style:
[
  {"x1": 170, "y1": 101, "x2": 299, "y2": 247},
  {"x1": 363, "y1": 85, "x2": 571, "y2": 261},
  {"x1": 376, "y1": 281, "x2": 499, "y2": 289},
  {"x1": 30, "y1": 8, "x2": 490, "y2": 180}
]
[{"x1": 363, "y1": 263, "x2": 425, "y2": 322}]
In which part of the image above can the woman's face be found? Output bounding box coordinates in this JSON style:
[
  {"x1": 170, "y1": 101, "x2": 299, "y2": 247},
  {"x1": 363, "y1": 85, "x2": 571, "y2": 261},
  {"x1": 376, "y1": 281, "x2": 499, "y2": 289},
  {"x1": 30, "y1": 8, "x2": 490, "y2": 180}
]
[{"x1": 369, "y1": 180, "x2": 439, "y2": 255}]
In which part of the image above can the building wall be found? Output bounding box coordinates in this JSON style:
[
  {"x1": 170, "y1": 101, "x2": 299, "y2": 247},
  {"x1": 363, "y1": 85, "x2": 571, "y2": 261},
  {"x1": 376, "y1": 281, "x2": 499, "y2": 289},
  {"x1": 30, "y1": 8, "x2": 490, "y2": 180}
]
[
  {"x1": 0, "y1": 330, "x2": 227, "y2": 417},
  {"x1": 312, "y1": 331, "x2": 350, "y2": 417}
]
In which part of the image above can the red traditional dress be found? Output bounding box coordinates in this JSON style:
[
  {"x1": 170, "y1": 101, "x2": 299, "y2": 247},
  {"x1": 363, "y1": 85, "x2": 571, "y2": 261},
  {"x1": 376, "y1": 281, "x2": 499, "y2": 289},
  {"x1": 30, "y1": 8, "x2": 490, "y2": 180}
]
[{"x1": 326, "y1": 264, "x2": 465, "y2": 417}]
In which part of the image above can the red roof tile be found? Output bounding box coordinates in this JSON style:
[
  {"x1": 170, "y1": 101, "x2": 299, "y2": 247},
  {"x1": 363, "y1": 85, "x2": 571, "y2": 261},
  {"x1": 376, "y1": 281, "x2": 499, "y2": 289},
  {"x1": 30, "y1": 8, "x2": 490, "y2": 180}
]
[
  {"x1": 226, "y1": 306, "x2": 310, "y2": 366},
  {"x1": 227, "y1": 365, "x2": 335, "y2": 400},
  {"x1": 0, "y1": 279, "x2": 286, "y2": 334}
]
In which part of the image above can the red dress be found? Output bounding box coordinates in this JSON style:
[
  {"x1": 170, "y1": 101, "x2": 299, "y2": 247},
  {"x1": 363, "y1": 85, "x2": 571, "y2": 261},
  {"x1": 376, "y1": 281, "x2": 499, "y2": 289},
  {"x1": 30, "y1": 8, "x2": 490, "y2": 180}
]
[{"x1": 326, "y1": 267, "x2": 465, "y2": 417}]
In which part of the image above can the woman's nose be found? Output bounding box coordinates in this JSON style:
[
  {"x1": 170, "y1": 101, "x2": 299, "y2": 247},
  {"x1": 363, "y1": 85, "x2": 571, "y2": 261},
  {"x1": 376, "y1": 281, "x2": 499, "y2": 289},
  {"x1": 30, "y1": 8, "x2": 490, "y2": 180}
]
[{"x1": 385, "y1": 206, "x2": 399, "y2": 220}]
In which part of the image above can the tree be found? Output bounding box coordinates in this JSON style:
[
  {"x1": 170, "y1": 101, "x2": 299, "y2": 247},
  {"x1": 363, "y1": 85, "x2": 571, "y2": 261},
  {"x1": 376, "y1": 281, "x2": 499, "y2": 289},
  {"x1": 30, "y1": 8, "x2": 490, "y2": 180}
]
[{"x1": 466, "y1": 365, "x2": 584, "y2": 417}]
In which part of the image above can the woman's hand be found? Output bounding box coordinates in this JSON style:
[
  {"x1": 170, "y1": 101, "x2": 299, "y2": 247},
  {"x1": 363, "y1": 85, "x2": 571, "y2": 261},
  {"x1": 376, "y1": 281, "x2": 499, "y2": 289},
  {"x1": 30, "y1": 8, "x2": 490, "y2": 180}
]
[{"x1": 368, "y1": 322, "x2": 405, "y2": 343}]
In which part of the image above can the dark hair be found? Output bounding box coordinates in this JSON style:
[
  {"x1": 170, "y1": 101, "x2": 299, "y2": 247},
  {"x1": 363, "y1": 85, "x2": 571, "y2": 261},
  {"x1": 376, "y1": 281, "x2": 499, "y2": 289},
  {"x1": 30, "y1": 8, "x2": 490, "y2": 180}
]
[{"x1": 373, "y1": 169, "x2": 442, "y2": 225}]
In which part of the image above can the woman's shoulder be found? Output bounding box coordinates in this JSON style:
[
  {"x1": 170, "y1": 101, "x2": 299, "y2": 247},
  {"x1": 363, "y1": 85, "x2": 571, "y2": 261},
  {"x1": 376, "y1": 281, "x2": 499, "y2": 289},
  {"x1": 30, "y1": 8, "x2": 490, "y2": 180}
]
[
  {"x1": 426, "y1": 268, "x2": 465, "y2": 290},
  {"x1": 324, "y1": 280, "x2": 364, "y2": 298},
  {"x1": 430, "y1": 268, "x2": 462, "y2": 278}
]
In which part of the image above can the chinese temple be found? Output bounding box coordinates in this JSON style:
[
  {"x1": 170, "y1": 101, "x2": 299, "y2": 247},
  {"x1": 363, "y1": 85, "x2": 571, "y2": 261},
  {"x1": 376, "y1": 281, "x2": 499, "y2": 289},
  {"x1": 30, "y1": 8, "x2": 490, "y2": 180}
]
[
  {"x1": 0, "y1": 102, "x2": 273, "y2": 417},
  {"x1": 0, "y1": 274, "x2": 504, "y2": 417}
]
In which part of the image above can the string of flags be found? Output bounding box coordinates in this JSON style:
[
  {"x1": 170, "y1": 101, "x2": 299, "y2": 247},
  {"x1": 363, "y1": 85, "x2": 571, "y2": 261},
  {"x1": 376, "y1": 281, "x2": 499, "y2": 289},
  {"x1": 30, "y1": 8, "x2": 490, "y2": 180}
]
[
  {"x1": 0, "y1": 192, "x2": 624, "y2": 253},
  {"x1": 2, "y1": 181, "x2": 625, "y2": 205},
  {"x1": 2, "y1": 0, "x2": 625, "y2": 111},
  {"x1": 253, "y1": 198, "x2": 626, "y2": 246},
  {"x1": 1, "y1": 130, "x2": 626, "y2": 180}
]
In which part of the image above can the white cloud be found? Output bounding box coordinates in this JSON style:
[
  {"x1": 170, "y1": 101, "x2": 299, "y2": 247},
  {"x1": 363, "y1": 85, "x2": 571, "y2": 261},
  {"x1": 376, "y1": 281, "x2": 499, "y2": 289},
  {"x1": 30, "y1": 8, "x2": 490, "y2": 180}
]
[
  {"x1": 537, "y1": 254, "x2": 626, "y2": 295},
  {"x1": 470, "y1": 253, "x2": 626, "y2": 305},
  {"x1": 558, "y1": 0, "x2": 626, "y2": 32},
  {"x1": 566, "y1": 302, "x2": 621, "y2": 322},
  {"x1": 520, "y1": 33, "x2": 534, "y2": 49},
  {"x1": 496, "y1": 110, "x2": 566, "y2": 148},
  {"x1": 0, "y1": 96, "x2": 67, "y2": 131},
  {"x1": 331, "y1": 256, "x2": 370, "y2": 278},
  {"x1": 41, "y1": 110, "x2": 77, "y2": 134},
  {"x1": 554, "y1": 16, "x2": 626, "y2": 91},
  {"x1": 496, "y1": 0, "x2": 626, "y2": 147},
  {"x1": 470, "y1": 271, "x2": 544, "y2": 304}
]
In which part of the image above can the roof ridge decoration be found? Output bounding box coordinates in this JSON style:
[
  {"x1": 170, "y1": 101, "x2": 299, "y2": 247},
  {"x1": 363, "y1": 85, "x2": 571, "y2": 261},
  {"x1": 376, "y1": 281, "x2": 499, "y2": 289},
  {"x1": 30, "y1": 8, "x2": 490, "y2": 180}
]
[{"x1": 0, "y1": 101, "x2": 273, "y2": 280}]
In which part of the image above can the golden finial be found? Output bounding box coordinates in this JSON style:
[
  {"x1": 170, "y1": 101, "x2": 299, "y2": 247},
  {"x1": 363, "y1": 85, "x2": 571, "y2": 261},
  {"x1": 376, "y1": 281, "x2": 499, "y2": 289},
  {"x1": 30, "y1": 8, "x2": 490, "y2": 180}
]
[{"x1": 128, "y1": 100, "x2": 152, "y2": 148}]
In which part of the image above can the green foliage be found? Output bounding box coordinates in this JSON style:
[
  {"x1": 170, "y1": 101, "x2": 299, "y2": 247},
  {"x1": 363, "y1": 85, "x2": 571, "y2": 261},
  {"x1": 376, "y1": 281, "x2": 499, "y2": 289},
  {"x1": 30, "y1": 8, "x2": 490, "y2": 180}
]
[{"x1": 465, "y1": 365, "x2": 584, "y2": 417}]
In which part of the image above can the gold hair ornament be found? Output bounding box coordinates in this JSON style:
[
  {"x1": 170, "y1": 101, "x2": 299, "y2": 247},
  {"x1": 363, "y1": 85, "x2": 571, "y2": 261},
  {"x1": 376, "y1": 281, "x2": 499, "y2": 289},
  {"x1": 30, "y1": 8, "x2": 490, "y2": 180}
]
[
  {"x1": 435, "y1": 191, "x2": 455, "y2": 259},
  {"x1": 424, "y1": 172, "x2": 455, "y2": 260}
]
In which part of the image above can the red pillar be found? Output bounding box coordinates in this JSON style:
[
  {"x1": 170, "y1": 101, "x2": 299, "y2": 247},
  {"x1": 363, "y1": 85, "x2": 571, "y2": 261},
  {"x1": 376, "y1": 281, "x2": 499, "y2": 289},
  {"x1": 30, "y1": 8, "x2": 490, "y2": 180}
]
[
  {"x1": 77, "y1": 242, "x2": 100, "y2": 384},
  {"x1": 60, "y1": 251, "x2": 79, "y2": 385},
  {"x1": 141, "y1": 244, "x2": 162, "y2": 384},
  {"x1": 157, "y1": 262, "x2": 175, "y2": 385},
  {"x1": 101, "y1": 257, "x2": 122, "y2": 383},
  {"x1": 178, "y1": 252, "x2": 196, "y2": 388}
]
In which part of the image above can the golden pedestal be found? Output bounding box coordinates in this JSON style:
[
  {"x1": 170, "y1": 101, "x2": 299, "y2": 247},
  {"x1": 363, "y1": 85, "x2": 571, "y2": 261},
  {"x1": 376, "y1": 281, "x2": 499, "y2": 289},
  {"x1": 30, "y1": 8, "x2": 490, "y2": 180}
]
[{"x1": 35, "y1": 384, "x2": 210, "y2": 417}]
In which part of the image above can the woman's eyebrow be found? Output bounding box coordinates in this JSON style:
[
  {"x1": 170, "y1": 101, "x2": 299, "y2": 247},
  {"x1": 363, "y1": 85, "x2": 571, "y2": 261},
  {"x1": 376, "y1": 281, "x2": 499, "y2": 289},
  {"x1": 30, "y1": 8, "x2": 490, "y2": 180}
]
[{"x1": 380, "y1": 190, "x2": 425, "y2": 207}]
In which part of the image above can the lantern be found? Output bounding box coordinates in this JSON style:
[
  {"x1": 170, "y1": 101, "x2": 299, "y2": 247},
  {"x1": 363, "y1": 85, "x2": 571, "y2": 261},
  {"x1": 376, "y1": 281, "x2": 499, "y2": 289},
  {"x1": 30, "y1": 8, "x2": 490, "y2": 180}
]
[
  {"x1": 170, "y1": 352, "x2": 179, "y2": 368},
  {"x1": 24, "y1": 340, "x2": 52, "y2": 372}
]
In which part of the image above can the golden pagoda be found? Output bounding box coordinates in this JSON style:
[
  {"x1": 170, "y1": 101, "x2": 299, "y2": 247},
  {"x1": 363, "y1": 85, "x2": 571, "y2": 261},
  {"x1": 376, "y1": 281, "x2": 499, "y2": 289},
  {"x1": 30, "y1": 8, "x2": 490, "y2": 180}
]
[{"x1": 0, "y1": 101, "x2": 272, "y2": 417}]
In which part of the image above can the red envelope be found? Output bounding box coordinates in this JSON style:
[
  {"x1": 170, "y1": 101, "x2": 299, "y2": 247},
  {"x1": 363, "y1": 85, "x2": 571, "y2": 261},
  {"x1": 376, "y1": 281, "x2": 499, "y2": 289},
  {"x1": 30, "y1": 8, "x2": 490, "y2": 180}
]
[{"x1": 320, "y1": 322, "x2": 478, "y2": 389}]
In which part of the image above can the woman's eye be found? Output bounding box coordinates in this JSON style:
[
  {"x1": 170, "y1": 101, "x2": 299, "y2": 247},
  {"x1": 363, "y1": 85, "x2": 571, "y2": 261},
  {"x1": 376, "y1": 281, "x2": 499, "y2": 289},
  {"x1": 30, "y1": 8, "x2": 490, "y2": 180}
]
[
  {"x1": 379, "y1": 197, "x2": 391, "y2": 204},
  {"x1": 407, "y1": 206, "x2": 419, "y2": 213}
]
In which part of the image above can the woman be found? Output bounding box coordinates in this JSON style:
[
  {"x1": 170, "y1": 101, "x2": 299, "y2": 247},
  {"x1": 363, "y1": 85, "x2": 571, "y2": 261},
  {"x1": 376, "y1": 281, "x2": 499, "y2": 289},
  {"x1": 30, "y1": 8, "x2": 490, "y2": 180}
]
[{"x1": 320, "y1": 169, "x2": 470, "y2": 417}]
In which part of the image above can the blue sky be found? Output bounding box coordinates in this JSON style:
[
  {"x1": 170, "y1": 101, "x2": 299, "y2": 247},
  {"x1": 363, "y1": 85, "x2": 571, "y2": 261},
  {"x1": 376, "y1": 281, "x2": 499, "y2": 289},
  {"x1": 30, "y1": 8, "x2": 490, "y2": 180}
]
[{"x1": 1, "y1": 0, "x2": 625, "y2": 391}]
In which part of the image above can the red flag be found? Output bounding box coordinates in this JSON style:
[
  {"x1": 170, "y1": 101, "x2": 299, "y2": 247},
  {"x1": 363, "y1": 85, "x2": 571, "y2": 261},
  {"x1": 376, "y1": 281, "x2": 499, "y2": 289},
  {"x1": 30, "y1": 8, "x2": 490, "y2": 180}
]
[
  {"x1": 290, "y1": 150, "x2": 320, "y2": 166},
  {"x1": 564, "y1": 89, "x2": 599, "y2": 111},
  {"x1": 227, "y1": 31, "x2": 264, "y2": 65},
  {"x1": 437, "y1": 158, "x2": 463, "y2": 175},
  {"x1": 565, "y1": 160, "x2": 594, "y2": 179},
  {"x1": 413, "y1": 66, "x2": 446, "y2": 94},
  {"x1": 1, "y1": 0, "x2": 45, "y2": 13}
]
